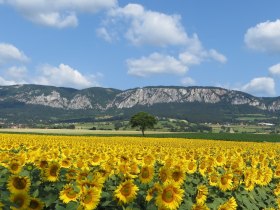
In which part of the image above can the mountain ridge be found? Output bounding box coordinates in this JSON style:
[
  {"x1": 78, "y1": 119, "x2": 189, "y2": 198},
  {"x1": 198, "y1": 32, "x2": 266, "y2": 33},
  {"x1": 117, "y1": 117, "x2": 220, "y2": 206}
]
[{"x1": 0, "y1": 84, "x2": 279, "y2": 124}]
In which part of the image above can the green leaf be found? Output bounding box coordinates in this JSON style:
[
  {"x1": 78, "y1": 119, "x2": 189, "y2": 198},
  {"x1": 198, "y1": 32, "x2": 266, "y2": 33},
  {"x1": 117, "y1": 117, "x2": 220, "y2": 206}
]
[
  {"x1": 55, "y1": 204, "x2": 66, "y2": 210},
  {"x1": 32, "y1": 189, "x2": 39, "y2": 197},
  {"x1": 66, "y1": 202, "x2": 79, "y2": 210},
  {"x1": 101, "y1": 200, "x2": 111, "y2": 207},
  {"x1": 19, "y1": 170, "x2": 30, "y2": 177}
]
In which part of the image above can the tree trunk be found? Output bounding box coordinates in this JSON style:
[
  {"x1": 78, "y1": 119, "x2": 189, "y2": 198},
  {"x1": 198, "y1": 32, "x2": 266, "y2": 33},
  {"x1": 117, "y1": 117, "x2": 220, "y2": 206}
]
[{"x1": 141, "y1": 128, "x2": 145, "y2": 136}]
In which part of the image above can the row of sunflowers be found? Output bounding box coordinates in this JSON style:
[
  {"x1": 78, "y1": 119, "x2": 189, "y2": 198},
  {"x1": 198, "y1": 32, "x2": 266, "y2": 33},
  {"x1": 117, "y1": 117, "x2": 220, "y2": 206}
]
[{"x1": 0, "y1": 133, "x2": 280, "y2": 209}]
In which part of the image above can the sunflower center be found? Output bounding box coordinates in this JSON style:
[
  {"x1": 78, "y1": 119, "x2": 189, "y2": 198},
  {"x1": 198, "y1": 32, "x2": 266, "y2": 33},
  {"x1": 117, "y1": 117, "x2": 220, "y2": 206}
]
[
  {"x1": 13, "y1": 177, "x2": 27, "y2": 189},
  {"x1": 120, "y1": 183, "x2": 131, "y2": 197},
  {"x1": 276, "y1": 170, "x2": 280, "y2": 176},
  {"x1": 29, "y1": 200, "x2": 39, "y2": 209},
  {"x1": 188, "y1": 162, "x2": 194, "y2": 170},
  {"x1": 217, "y1": 156, "x2": 223, "y2": 162},
  {"x1": 66, "y1": 189, "x2": 77, "y2": 199},
  {"x1": 11, "y1": 163, "x2": 19, "y2": 171},
  {"x1": 221, "y1": 177, "x2": 228, "y2": 185},
  {"x1": 162, "y1": 188, "x2": 174, "y2": 203},
  {"x1": 83, "y1": 194, "x2": 93, "y2": 204},
  {"x1": 200, "y1": 162, "x2": 206, "y2": 169},
  {"x1": 210, "y1": 175, "x2": 218, "y2": 183},
  {"x1": 142, "y1": 168, "x2": 150, "y2": 179},
  {"x1": 40, "y1": 160, "x2": 48, "y2": 168},
  {"x1": 93, "y1": 155, "x2": 100, "y2": 162},
  {"x1": 50, "y1": 165, "x2": 59, "y2": 176},
  {"x1": 172, "y1": 171, "x2": 181, "y2": 182}
]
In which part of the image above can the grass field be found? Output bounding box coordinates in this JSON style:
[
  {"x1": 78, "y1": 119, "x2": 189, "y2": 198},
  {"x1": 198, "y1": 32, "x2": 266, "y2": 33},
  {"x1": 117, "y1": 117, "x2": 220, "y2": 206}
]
[{"x1": 1, "y1": 128, "x2": 279, "y2": 142}]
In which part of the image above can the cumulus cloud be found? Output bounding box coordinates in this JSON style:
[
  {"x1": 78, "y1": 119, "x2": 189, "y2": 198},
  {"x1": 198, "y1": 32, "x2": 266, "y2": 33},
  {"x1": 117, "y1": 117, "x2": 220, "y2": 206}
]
[
  {"x1": 179, "y1": 35, "x2": 227, "y2": 65},
  {"x1": 107, "y1": 3, "x2": 188, "y2": 46},
  {"x1": 181, "y1": 77, "x2": 196, "y2": 86},
  {"x1": 3, "y1": 0, "x2": 117, "y2": 28},
  {"x1": 269, "y1": 63, "x2": 280, "y2": 76},
  {"x1": 0, "y1": 43, "x2": 29, "y2": 64},
  {"x1": 0, "y1": 76, "x2": 17, "y2": 85},
  {"x1": 34, "y1": 63, "x2": 99, "y2": 88},
  {"x1": 96, "y1": 27, "x2": 113, "y2": 42},
  {"x1": 241, "y1": 77, "x2": 276, "y2": 96},
  {"x1": 126, "y1": 38, "x2": 227, "y2": 77},
  {"x1": 127, "y1": 53, "x2": 187, "y2": 77},
  {"x1": 245, "y1": 19, "x2": 280, "y2": 53},
  {"x1": 6, "y1": 66, "x2": 28, "y2": 79}
]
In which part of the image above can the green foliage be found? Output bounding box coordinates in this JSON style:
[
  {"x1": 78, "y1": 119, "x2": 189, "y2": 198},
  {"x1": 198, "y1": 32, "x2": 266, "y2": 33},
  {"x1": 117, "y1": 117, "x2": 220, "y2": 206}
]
[{"x1": 130, "y1": 112, "x2": 157, "y2": 136}]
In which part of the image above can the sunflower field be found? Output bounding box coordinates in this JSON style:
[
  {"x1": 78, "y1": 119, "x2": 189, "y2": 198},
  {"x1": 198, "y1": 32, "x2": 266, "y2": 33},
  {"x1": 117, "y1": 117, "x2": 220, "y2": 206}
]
[{"x1": 0, "y1": 133, "x2": 280, "y2": 210}]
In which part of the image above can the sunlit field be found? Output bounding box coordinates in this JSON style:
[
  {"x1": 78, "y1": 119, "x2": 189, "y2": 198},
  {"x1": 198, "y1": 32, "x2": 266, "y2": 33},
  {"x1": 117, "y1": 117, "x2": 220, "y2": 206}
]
[{"x1": 0, "y1": 134, "x2": 280, "y2": 209}]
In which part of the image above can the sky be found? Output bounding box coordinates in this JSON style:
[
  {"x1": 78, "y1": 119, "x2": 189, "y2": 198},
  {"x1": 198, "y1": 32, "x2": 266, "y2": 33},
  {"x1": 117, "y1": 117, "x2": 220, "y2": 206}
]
[{"x1": 0, "y1": 1, "x2": 280, "y2": 97}]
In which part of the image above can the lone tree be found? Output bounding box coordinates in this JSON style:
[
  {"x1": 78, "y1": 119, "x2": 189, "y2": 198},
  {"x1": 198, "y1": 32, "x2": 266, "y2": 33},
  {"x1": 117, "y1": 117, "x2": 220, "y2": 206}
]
[{"x1": 130, "y1": 112, "x2": 157, "y2": 136}]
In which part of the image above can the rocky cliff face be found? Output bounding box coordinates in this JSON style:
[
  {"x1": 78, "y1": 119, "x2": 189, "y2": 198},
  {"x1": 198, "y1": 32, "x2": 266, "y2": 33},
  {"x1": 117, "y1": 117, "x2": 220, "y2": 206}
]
[{"x1": 1, "y1": 85, "x2": 280, "y2": 112}]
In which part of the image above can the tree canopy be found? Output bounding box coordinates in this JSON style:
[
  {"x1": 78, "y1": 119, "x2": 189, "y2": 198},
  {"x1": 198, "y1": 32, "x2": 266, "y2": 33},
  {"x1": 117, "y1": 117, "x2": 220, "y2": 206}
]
[{"x1": 130, "y1": 112, "x2": 157, "y2": 136}]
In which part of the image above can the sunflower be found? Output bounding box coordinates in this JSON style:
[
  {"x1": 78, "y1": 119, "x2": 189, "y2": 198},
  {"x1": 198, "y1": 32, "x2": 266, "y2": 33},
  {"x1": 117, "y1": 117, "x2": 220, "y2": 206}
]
[
  {"x1": 170, "y1": 167, "x2": 186, "y2": 185},
  {"x1": 139, "y1": 165, "x2": 154, "y2": 184},
  {"x1": 144, "y1": 154, "x2": 155, "y2": 165},
  {"x1": 114, "y1": 180, "x2": 139, "y2": 205},
  {"x1": 191, "y1": 203, "x2": 210, "y2": 210},
  {"x1": 208, "y1": 172, "x2": 219, "y2": 187},
  {"x1": 65, "y1": 168, "x2": 78, "y2": 181},
  {"x1": 8, "y1": 160, "x2": 22, "y2": 174},
  {"x1": 129, "y1": 162, "x2": 140, "y2": 176},
  {"x1": 159, "y1": 167, "x2": 170, "y2": 183},
  {"x1": 277, "y1": 198, "x2": 280, "y2": 209},
  {"x1": 61, "y1": 158, "x2": 72, "y2": 168},
  {"x1": 10, "y1": 192, "x2": 30, "y2": 210},
  {"x1": 244, "y1": 178, "x2": 255, "y2": 191},
  {"x1": 273, "y1": 183, "x2": 280, "y2": 196},
  {"x1": 196, "y1": 185, "x2": 208, "y2": 204},
  {"x1": 146, "y1": 183, "x2": 161, "y2": 202},
  {"x1": 218, "y1": 173, "x2": 233, "y2": 191},
  {"x1": 80, "y1": 187, "x2": 101, "y2": 210},
  {"x1": 215, "y1": 154, "x2": 225, "y2": 167},
  {"x1": 156, "y1": 182, "x2": 184, "y2": 210},
  {"x1": 28, "y1": 197, "x2": 44, "y2": 210},
  {"x1": 60, "y1": 184, "x2": 80, "y2": 203},
  {"x1": 186, "y1": 160, "x2": 197, "y2": 174},
  {"x1": 218, "y1": 197, "x2": 237, "y2": 210},
  {"x1": 274, "y1": 166, "x2": 280, "y2": 179},
  {"x1": 7, "y1": 175, "x2": 31, "y2": 193},
  {"x1": 198, "y1": 160, "x2": 207, "y2": 177},
  {"x1": 44, "y1": 161, "x2": 60, "y2": 182}
]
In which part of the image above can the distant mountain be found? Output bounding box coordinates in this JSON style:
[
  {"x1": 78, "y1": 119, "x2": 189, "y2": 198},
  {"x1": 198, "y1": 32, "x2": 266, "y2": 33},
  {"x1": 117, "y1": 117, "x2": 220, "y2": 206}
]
[{"x1": 0, "y1": 84, "x2": 279, "y2": 124}]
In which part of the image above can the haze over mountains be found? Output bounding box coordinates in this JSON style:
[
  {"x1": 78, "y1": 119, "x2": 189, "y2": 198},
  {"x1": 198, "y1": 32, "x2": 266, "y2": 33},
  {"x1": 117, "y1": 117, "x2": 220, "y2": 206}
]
[{"x1": 0, "y1": 84, "x2": 279, "y2": 124}]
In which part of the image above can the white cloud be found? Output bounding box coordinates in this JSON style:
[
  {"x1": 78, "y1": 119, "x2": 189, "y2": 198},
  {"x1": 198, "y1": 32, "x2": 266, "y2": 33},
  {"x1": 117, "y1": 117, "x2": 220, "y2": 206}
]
[
  {"x1": 0, "y1": 76, "x2": 17, "y2": 85},
  {"x1": 35, "y1": 12, "x2": 78, "y2": 28},
  {"x1": 127, "y1": 53, "x2": 187, "y2": 77},
  {"x1": 108, "y1": 3, "x2": 188, "y2": 46},
  {"x1": 96, "y1": 27, "x2": 113, "y2": 42},
  {"x1": 245, "y1": 19, "x2": 280, "y2": 53},
  {"x1": 3, "y1": 0, "x2": 117, "y2": 28},
  {"x1": 269, "y1": 63, "x2": 280, "y2": 76},
  {"x1": 181, "y1": 77, "x2": 196, "y2": 86},
  {"x1": 179, "y1": 35, "x2": 227, "y2": 65},
  {"x1": 0, "y1": 43, "x2": 29, "y2": 64},
  {"x1": 34, "y1": 63, "x2": 99, "y2": 88},
  {"x1": 208, "y1": 49, "x2": 227, "y2": 63},
  {"x1": 241, "y1": 77, "x2": 276, "y2": 96},
  {"x1": 6, "y1": 66, "x2": 28, "y2": 79}
]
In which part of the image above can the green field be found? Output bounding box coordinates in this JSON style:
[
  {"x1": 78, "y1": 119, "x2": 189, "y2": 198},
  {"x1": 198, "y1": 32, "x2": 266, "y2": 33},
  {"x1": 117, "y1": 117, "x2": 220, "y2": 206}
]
[{"x1": 1, "y1": 128, "x2": 279, "y2": 142}]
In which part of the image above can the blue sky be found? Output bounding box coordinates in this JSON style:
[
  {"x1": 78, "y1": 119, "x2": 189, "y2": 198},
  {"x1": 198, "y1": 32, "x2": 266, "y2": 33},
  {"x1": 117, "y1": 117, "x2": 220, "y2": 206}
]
[{"x1": 0, "y1": 1, "x2": 280, "y2": 96}]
